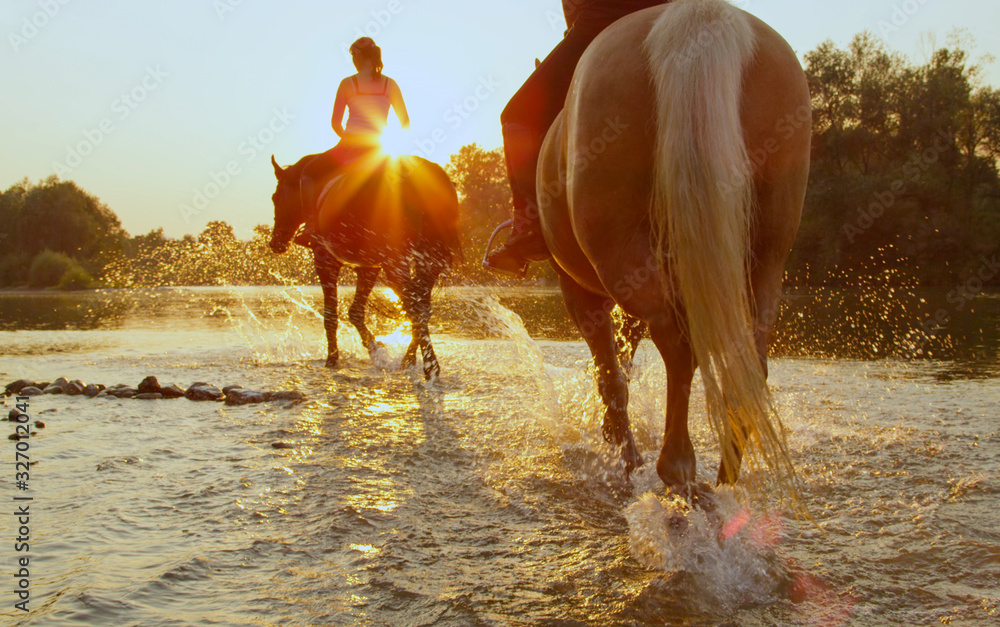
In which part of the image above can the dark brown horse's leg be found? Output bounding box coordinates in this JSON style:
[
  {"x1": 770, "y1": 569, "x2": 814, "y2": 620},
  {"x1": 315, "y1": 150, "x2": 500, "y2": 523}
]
[
  {"x1": 314, "y1": 246, "x2": 344, "y2": 367},
  {"x1": 647, "y1": 313, "x2": 698, "y2": 493},
  {"x1": 349, "y1": 266, "x2": 382, "y2": 358},
  {"x1": 384, "y1": 258, "x2": 442, "y2": 380},
  {"x1": 556, "y1": 269, "x2": 643, "y2": 477}
]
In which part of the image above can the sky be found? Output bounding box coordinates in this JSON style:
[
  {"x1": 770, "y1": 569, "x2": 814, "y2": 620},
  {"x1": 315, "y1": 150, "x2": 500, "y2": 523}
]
[{"x1": 2, "y1": 0, "x2": 999, "y2": 239}]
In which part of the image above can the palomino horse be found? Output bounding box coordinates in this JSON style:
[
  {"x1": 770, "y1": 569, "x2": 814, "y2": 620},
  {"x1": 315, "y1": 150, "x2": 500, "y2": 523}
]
[
  {"x1": 537, "y1": 0, "x2": 810, "y2": 497},
  {"x1": 269, "y1": 152, "x2": 461, "y2": 379}
]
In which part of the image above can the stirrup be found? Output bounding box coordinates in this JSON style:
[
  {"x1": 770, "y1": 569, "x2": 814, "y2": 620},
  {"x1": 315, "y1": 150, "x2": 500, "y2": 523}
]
[
  {"x1": 482, "y1": 220, "x2": 528, "y2": 278},
  {"x1": 482, "y1": 220, "x2": 513, "y2": 263}
]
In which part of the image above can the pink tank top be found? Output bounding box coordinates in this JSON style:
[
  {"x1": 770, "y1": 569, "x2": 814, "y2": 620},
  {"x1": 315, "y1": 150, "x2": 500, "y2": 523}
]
[{"x1": 345, "y1": 76, "x2": 392, "y2": 138}]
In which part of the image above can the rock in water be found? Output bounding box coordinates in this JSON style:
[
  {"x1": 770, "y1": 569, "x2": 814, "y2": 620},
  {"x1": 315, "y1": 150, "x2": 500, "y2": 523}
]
[
  {"x1": 266, "y1": 390, "x2": 307, "y2": 403},
  {"x1": 138, "y1": 376, "x2": 161, "y2": 394},
  {"x1": 135, "y1": 393, "x2": 163, "y2": 400},
  {"x1": 19, "y1": 387, "x2": 43, "y2": 397},
  {"x1": 225, "y1": 389, "x2": 268, "y2": 405},
  {"x1": 5, "y1": 379, "x2": 36, "y2": 395},
  {"x1": 83, "y1": 384, "x2": 105, "y2": 397},
  {"x1": 66, "y1": 380, "x2": 86, "y2": 395},
  {"x1": 160, "y1": 384, "x2": 185, "y2": 399},
  {"x1": 185, "y1": 384, "x2": 223, "y2": 402}
]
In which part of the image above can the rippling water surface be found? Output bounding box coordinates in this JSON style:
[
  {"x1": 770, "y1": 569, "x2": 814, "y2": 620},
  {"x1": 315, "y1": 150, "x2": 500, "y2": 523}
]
[{"x1": 0, "y1": 286, "x2": 997, "y2": 626}]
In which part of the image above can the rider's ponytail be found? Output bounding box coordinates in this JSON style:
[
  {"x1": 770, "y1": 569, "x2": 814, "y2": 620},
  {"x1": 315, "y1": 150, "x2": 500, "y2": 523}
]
[{"x1": 349, "y1": 37, "x2": 384, "y2": 78}]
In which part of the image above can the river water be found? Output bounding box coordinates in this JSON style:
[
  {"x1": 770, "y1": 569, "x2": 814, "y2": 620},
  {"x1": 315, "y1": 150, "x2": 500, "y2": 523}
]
[{"x1": 0, "y1": 286, "x2": 997, "y2": 626}]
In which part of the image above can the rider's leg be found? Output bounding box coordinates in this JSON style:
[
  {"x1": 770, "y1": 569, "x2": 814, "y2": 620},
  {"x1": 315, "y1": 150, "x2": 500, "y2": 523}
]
[
  {"x1": 484, "y1": 20, "x2": 606, "y2": 276},
  {"x1": 483, "y1": 123, "x2": 549, "y2": 275}
]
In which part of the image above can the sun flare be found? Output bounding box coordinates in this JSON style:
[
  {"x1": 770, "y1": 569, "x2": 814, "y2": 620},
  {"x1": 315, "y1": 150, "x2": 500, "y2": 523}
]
[{"x1": 379, "y1": 127, "x2": 411, "y2": 159}]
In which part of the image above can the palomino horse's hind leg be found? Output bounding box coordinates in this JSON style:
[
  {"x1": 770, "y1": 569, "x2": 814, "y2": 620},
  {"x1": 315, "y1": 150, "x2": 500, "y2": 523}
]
[
  {"x1": 349, "y1": 266, "x2": 383, "y2": 359},
  {"x1": 715, "y1": 245, "x2": 786, "y2": 486},
  {"x1": 314, "y1": 247, "x2": 344, "y2": 368},
  {"x1": 614, "y1": 310, "x2": 647, "y2": 377},
  {"x1": 555, "y1": 269, "x2": 643, "y2": 477},
  {"x1": 647, "y1": 313, "x2": 699, "y2": 493}
]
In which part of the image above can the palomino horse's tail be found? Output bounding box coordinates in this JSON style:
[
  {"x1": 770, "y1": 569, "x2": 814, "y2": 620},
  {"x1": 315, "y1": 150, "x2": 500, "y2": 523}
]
[{"x1": 643, "y1": 0, "x2": 793, "y2": 494}]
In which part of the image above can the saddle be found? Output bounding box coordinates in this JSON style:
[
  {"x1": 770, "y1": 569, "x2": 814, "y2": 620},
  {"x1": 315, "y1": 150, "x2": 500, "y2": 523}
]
[{"x1": 310, "y1": 153, "x2": 423, "y2": 252}]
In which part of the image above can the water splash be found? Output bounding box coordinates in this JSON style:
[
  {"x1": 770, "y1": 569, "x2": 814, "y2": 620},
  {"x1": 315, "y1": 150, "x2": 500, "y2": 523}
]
[
  {"x1": 625, "y1": 490, "x2": 789, "y2": 614},
  {"x1": 214, "y1": 287, "x2": 323, "y2": 364}
]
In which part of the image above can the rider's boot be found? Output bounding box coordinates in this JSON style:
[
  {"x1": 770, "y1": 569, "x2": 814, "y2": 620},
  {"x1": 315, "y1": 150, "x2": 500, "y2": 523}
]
[{"x1": 483, "y1": 124, "x2": 550, "y2": 277}]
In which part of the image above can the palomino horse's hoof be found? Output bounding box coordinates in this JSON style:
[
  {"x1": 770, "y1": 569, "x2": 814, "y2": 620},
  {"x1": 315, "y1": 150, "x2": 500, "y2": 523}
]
[
  {"x1": 623, "y1": 439, "x2": 644, "y2": 479},
  {"x1": 325, "y1": 352, "x2": 339, "y2": 368},
  {"x1": 667, "y1": 481, "x2": 717, "y2": 512}
]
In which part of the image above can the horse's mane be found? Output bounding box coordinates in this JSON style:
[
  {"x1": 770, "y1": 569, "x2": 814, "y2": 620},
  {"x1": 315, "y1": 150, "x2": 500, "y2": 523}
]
[{"x1": 284, "y1": 153, "x2": 323, "y2": 186}]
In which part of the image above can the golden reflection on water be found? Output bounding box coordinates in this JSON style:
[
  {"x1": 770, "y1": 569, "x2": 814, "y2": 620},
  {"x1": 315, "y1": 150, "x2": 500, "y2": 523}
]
[
  {"x1": 350, "y1": 543, "x2": 380, "y2": 556},
  {"x1": 295, "y1": 408, "x2": 326, "y2": 438},
  {"x1": 377, "y1": 319, "x2": 412, "y2": 348},
  {"x1": 345, "y1": 476, "x2": 403, "y2": 513},
  {"x1": 380, "y1": 287, "x2": 399, "y2": 303},
  {"x1": 341, "y1": 387, "x2": 424, "y2": 514}
]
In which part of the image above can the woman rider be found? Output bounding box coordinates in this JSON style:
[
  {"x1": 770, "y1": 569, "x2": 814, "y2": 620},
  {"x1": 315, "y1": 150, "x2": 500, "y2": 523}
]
[
  {"x1": 484, "y1": 0, "x2": 668, "y2": 277},
  {"x1": 299, "y1": 37, "x2": 410, "y2": 242}
]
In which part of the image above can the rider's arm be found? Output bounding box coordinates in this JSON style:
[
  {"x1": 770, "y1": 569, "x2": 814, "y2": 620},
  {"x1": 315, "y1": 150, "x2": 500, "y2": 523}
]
[
  {"x1": 388, "y1": 78, "x2": 410, "y2": 130},
  {"x1": 331, "y1": 79, "x2": 352, "y2": 138}
]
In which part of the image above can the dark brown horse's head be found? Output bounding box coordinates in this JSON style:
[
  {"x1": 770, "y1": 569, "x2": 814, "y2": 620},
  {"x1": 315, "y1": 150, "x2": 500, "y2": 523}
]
[{"x1": 269, "y1": 155, "x2": 304, "y2": 254}]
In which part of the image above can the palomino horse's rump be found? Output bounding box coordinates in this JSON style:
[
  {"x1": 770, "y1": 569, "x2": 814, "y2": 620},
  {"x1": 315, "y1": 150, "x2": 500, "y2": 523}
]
[{"x1": 538, "y1": 0, "x2": 810, "y2": 499}]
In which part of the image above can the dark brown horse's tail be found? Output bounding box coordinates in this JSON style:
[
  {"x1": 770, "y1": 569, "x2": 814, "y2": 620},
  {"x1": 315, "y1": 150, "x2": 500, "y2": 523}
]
[{"x1": 410, "y1": 157, "x2": 463, "y2": 267}]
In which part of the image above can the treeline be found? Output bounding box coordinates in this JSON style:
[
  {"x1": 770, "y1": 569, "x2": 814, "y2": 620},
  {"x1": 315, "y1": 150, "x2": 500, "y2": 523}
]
[
  {"x1": 2, "y1": 33, "x2": 998, "y2": 290},
  {"x1": 0, "y1": 177, "x2": 123, "y2": 289},
  {"x1": 0, "y1": 178, "x2": 316, "y2": 289},
  {"x1": 789, "y1": 32, "x2": 1000, "y2": 287}
]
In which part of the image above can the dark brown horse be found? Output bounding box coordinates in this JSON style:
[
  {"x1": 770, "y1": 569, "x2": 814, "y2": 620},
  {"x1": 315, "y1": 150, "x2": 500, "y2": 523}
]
[
  {"x1": 537, "y1": 0, "x2": 810, "y2": 498},
  {"x1": 269, "y1": 152, "x2": 461, "y2": 379}
]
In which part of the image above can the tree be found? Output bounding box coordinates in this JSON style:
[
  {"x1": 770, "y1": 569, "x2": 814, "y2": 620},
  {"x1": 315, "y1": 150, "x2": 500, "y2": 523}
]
[
  {"x1": 791, "y1": 33, "x2": 1000, "y2": 288},
  {"x1": 6, "y1": 177, "x2": 125, "y2": 263},
  {"x1": 0, "y1": 178, "x2": 126, "y2": 286},
  {"x1": 444, "y1": 143, "x2": 557, "y2": 284}
]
